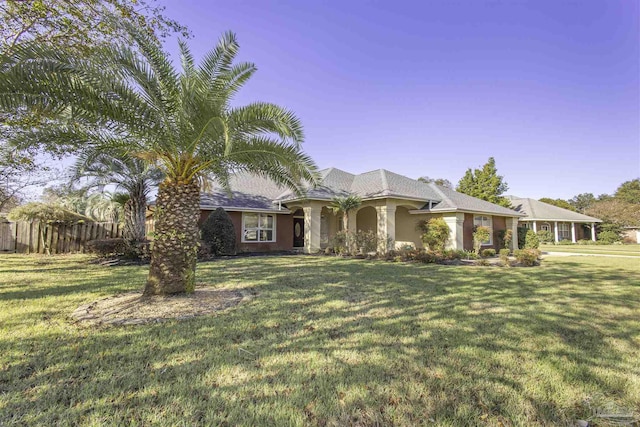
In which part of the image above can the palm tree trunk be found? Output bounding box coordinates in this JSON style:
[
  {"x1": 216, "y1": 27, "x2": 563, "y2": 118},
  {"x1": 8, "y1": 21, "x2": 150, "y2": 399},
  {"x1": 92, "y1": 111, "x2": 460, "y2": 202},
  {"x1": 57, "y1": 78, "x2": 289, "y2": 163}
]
[
  {"x1": 123, "y1": 193, "x2": 147, "y2": 242},
  {"x1": 145, "y1": 180, "x2": 200, "y2": 295}
]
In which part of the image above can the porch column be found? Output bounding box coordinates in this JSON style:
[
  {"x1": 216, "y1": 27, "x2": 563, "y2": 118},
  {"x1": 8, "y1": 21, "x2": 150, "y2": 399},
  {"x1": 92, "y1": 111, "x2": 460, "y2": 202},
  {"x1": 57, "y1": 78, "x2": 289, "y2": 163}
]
[
  {"x1": 571, "y1": 222, "x2": 576, "y2": 243},
  {"x1": 532, "y1": 221, "x2": 537, "y2": 233},
  {"x1": 443, "y1": 213, "x2": 465, "y2": 250},
  {"x1": 506, "y1": 217, "x2": 519, "y2": 251},
  {"x1": 376, "y1": 203, "x2": 396, "y2": 253},
  {"x1": 554, "y1": 221, "x2": 559, "y2": 243},
  {"x1": 592, "y1": 223, "x2": 597, "y2": 241},
  {"x1": 303, "y1": 204, "x2": 322, "y2": 254}
]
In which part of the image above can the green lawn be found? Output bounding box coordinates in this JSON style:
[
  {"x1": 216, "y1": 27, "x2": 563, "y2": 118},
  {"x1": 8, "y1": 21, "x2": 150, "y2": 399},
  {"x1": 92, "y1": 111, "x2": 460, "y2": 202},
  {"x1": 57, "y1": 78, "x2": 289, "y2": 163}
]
[
  {"x1": 1, "y1": 255, "x2": 639, "y2": 426},
  {"x1": 541, "y1": 244, "x2": 640, "y2": 257}
]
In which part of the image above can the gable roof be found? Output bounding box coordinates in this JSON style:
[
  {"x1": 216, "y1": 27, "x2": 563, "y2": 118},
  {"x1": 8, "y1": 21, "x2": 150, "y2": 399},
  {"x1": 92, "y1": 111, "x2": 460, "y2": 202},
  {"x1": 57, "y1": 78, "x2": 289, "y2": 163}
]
[{"x1": 506, "y1": 196, "x2": 601, "y2": 222}]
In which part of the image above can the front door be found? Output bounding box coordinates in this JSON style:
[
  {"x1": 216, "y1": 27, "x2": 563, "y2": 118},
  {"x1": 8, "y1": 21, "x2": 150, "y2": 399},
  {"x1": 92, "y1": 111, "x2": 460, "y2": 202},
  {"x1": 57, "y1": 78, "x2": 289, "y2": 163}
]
[{"x1": 293, "y1": 217, "x2": 304, "y2": 247}]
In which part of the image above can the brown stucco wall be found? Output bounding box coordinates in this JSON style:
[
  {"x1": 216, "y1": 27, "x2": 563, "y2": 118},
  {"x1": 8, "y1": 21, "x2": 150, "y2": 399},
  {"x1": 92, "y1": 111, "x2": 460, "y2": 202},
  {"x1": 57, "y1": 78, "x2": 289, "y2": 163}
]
[
  {"x1": 462, "y1": 214, "x2": 508, "y2": 251},
  {"x1": 199, "y1": 210, "x2": 293, "y2": 253},
  {"x1": 492, "y1": 216, "x2": 507, "y2": 250}
]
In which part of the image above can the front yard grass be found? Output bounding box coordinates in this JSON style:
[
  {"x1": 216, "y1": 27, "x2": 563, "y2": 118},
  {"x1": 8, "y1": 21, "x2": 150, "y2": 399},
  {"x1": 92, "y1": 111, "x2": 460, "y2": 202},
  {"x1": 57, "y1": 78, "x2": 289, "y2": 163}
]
[
  {"x1": 541, "y1": 244, "x2": 640, "y2": 257},
  {"x1": 1, "y1": 254, "x2": 639, "y2": 426}
]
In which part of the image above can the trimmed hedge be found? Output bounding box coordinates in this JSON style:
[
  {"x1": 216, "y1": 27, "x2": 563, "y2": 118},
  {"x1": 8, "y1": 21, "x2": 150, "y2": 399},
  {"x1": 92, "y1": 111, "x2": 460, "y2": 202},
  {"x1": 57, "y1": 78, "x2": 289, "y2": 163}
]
[{"x1": 200, "y1": 208, "x2": 237, "y2": 256}]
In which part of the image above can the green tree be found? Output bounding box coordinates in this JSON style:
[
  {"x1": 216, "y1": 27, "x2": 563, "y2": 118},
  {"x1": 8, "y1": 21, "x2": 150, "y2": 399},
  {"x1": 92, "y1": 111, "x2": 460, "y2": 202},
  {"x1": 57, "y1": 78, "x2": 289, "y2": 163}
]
[
  {"x1": 569, "y1": 193, "x2": 596, "y2": 213},
  {"x1": 456, "y1": 157, "x2": 511, "y2": 207},
  {"x1": 615, "y1": 178, "x2": 640, "y2": 204},
  {"x1": 71, "y1": 148, "x2": 163, "y2": 242},
  {"x1": 538, "y1": 198, "x2": 576, "y2": 212},
  {"x1": 417, "y1": 217, "x2": 450, "y2": 252},
  {"x1": 585, "y1": 199, "x2": 640, "y2": 227},
  {"x1": 1, "y1": 0, "x2": 188, "y2": 54},
  {"x1": 0, "y1": 26, "x2": 318, "y2": 295}
]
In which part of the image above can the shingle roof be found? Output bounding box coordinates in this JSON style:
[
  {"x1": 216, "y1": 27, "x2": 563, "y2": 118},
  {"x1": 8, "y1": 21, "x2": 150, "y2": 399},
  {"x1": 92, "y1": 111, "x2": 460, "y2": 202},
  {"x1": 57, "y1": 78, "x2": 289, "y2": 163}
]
[
  {"x1": 426, "y1": 185, "x2": 525, "y2": 216},
  {"x1": 506, "y1": 196, "x2": 601, "y2": 222},
  {"x1": 198, "y1": 167, "x2": 524, "y2": 217},
  {"x1": 200, "y1": 174, "x2": 289, "y2": 212},
  {"x1": 276, "y1": 168, "x2": 442, "y2": 202}
]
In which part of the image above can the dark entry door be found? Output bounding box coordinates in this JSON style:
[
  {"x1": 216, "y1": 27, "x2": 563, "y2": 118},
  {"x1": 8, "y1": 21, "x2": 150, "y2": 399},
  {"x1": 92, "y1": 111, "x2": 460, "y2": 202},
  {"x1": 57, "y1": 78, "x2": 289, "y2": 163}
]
[{"x1": 293, "y1": 217, "x2": 304, "y2": 247}]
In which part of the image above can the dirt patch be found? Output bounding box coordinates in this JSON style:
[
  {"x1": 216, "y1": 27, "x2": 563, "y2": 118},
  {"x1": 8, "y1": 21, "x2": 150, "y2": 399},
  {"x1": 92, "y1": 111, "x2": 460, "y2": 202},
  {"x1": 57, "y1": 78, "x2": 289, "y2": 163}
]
[{"x1": 71, "y1": 285, "x2": 252, "y2": 327}]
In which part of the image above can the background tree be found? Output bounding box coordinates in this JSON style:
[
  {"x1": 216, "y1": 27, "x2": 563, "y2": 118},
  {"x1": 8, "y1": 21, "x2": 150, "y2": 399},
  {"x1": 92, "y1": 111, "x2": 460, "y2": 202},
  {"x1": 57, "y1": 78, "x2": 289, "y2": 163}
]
[
  {"x1": 71, "y1": 148, "x2": 163, "y2": 242},
  {"x1": 417, "y1": 176, "x2": 453, "y2": 188},
  {"x1": 538, "y1": 198, "x2": 576, "y2": 212},
  {"x1": 456, "y1": 157, "x2": 511, "y2": 207},
  {"x1": 614, "y1": 178, "x2": 640, "y2": 204},
  {"x1": 0, "y1": 26, "x2": 318, "y2": 296},
  {"x1": 569, "y1": 193, "x2": 596, "y2": 213}
]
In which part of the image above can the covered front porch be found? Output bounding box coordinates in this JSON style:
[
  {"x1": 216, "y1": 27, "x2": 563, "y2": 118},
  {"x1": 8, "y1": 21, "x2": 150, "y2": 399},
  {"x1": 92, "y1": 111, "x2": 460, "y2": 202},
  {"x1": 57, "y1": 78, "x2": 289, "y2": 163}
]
[
  {"x1": 289, "y1": 199, "x2": 520, "y2": 253},
  {"x1": 520, "y1": 220, "x2": 597, "y2": 243}
]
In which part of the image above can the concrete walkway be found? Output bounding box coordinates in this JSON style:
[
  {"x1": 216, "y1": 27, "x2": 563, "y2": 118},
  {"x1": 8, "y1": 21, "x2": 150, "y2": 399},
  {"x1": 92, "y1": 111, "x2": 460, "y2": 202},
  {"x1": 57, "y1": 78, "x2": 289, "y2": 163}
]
[{"x1": 542, "y1": 251, "x2": 640, "y2": 259}]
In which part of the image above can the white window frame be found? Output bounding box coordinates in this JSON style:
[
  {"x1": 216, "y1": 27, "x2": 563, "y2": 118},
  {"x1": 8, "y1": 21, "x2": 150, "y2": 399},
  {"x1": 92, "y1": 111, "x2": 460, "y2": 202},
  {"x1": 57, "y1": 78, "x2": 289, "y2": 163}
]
[
  {"x1": 241, "y1": 213, "x2": 276, "y2": 243},
  {"x1": 558, "y1": 222, "x2": 570, "y2": 241},
  {"x1": 474, "y1": 215, "x2": 493, "y2": 245},
  {"x1": 540, "y1": 223, "x2": 551, "y2": 232}
]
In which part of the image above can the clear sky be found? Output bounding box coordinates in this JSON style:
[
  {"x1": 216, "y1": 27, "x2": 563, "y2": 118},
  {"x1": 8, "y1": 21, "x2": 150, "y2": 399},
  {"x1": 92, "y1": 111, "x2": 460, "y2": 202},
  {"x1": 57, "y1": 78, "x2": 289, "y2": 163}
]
[{"x1": 157, "y1": 0, "x2": 639, "y2": 200}]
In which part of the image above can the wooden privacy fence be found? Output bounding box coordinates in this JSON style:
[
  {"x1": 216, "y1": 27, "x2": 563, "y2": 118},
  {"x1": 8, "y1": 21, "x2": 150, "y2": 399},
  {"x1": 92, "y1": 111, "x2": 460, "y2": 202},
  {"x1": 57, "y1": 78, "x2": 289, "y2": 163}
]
[{"x1": 0, "y1": 221, "x2": 123, "y2": 254}]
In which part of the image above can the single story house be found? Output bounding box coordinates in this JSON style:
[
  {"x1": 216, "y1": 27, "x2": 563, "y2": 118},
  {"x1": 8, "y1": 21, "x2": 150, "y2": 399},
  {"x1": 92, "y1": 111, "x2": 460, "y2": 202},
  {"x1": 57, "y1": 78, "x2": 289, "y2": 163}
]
[
  {"x1": 506, "y1": 196, "x2": 601, "y2": 243},
  {"x1": 197, "y1": 167, "x2": 525, "y2": 254}
]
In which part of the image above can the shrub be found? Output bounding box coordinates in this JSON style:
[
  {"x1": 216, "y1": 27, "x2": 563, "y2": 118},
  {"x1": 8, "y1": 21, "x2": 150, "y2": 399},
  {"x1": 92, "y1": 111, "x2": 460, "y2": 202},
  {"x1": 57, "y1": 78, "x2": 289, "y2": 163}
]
[
  {"x1": 557, "y1": 239, "x2": 574, "y2": 245},
  {"x1": 499, "y1": 248, "x2": 511, "y2": 266},
  {"x1": 524, "y1": 230, "x2": 540, "y2": 249},
  {"x1": 598, "y1": 230, "x2": 622, "y2": 244},
  {"x1": 514, "y1": 249, "x2": 541, "y2": 266},
  {"x1": 200, "y1": 208, "x2": 236, "y2": 256},
  {"x1": 481, "y1": 248, "x2": 496, "y2": 258},
  {"x1": 353, "y1": 229, "x2": 378, "y2": 253},
  {"x1": 414, "y1": 251, "x2": 437, "y2": 264},
  {"x1": 497, "y1": 229, "x2": 513, "y2": 249},
  {"x1": 86, "y1": 238, "x2": 129, "y2": 256},
  {"x1": 577, "y1": 239, "x2": 596, "y2": 245},
  {"x1": 536, "y1": 230, "x2": 554, "y2": 244},
  {"x1": 440, "y1": 249, "x2": 462, "y2": 260},
  {"x1": 417, "y1": 218, "x2": 450, "y2": 252},
  {"x1": 461, "y1": 250, "x2": 479, "y2": 260},
  {"x1": 475, "y1": 258, "x2": 490, "y2": 266},
  {"x1": 473, "y1": 226, "x2": 491, "y2": 254},
  {"x1": 517, "y1": 227, "x2": 528, "y2": 249},
  {"x1": 329, "y1": 230, "x2": 349, "y2": 255}
]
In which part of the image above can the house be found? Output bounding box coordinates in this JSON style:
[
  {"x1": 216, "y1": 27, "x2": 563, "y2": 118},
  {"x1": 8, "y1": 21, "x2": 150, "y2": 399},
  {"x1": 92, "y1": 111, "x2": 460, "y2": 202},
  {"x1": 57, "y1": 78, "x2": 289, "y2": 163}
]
[
  {"x1": 198, "y1": 168, "x2": 525, "y2": 254},
  {"x1": 506, "y1": 196, "x2": 601, "y2": 243}
]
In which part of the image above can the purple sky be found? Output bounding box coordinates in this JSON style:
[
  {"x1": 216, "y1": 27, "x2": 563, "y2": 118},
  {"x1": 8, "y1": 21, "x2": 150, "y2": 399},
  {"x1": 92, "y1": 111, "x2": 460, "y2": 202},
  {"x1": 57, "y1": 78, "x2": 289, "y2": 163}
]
[{"x1": 159, "y1": 0, "x2": 639, "y2": 199}]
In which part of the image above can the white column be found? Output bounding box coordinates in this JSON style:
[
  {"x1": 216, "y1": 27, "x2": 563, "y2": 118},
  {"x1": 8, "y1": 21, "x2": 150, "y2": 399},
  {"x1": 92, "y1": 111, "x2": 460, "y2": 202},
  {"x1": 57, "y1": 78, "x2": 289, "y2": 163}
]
[
  {"x1": 443, "y1": 213, "x2": 465, "y2": 250},
  {"x1": 303, "y1": 204, "x2": 322, "y2": 254},
  {"x1": 592, "y1": 223, "x2": 597, "y2": 241},
  {"x1": 532, "y1": 221, "x2": 537, "y2": 233},
  {"x1": 376, "y1": 203, "x2": 396, "y2": 253},
  {"x1": 554, "y1": 221, "x2": 559, "y2": 243},
  {"x1": 506, "y1": 217, "x2": 519, "y2": 251},
  {"x1": 571, "y1": 222, "x2": 576, "y2": 243}
]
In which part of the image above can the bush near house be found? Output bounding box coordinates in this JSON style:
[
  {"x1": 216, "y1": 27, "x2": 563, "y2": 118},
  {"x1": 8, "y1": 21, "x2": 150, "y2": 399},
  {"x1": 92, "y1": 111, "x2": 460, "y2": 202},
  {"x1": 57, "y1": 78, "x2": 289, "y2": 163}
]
[
  {"x1": 497, "y1": 229, "x2": 513, "y2": 249},
  {"x1": 473, "y1": 226, "x2": 491, "y2": 254},
  {"x1": 517, "y1": 226, "x2": 528, "y2": 249},
  {"x1": 481, "y1": 248, "x2": 496, "y2": 258},
  {"x1": 200, "y1": 208, "x2": 236, "y2": 256},
  {"x1": 536, "y1": 229, "x2": 554, "y2": 243},
  {"x1": 417, "y1": 218, "x2": 450, "y2": 252},
  {"x1": 514, "y1": 249, "x2": 541, "y2": 266},
  {"x1": 524, "y1": 230, "x2": 540, "y2": 249}
]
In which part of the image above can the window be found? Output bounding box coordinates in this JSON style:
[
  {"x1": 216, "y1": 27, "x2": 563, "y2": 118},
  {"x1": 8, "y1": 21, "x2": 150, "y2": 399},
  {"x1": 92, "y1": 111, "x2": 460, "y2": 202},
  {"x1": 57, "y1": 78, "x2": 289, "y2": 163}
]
[
  {"x1": 474, "y1": 215, "x2": 493, "y2": 245},
  {"x1": 242, "y1": 213, "x2": 275, "y2": 242},
  {"x1": 558, "y1": 223, "x2": 570, "y2": 241},
  {"x1": 540, "y1": 223, "x2": 550, "y2": 232}
]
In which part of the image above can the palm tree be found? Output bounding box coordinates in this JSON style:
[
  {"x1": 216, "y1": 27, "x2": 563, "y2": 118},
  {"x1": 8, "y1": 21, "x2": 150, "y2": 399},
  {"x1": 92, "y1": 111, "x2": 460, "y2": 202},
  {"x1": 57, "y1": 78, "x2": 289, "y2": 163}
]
[
  {"x1": 71, "y1": 148, "x2": 163, "y2": 242},
  {"x1": 0, "y1": 25, "x2": 318, "y2": 295},
  {"x1": 330, "y1": 195, "x2": 362, "y2": 232}
]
